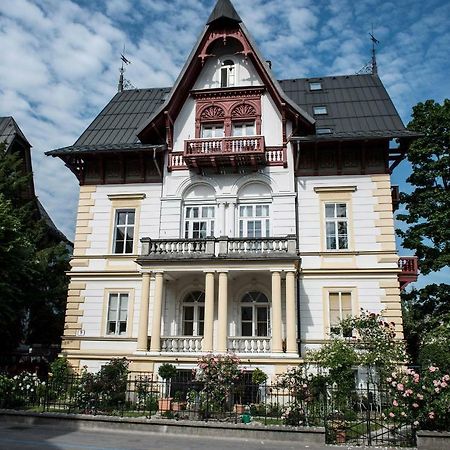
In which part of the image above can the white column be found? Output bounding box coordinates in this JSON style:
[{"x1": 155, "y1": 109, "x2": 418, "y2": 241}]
[
  {"x1": 218, "y1": 202, "x2": 226, "y2": 236},
  {"x1": 217, "y1": 271, "x2": 228, "y2": 352},
  {"x1": 271, "y1": 271, "x2": 283, "y2": 353},
  {"x1": 150, "y1": 272, "x2": 164, "y2": 352},
  {"x1": 137, "y1": 272, "x2": 151, "y2": 351},
  {"x1": 229, "y1": 202, "x2": 237, "y2": 236},
  {"x1": 203, "y1": 271, "x2": 215, "y2": 352},
  {"x1": 285, "y1": 271, "x2": 297, "y2": 354}
]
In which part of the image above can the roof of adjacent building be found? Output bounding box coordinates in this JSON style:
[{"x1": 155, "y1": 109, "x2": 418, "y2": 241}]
[
  {"x1": 47, "y1": 74, "x2": 416, "y2": 156},
  {"x1": 0, "y1": 116, "x2": 31, "y2": 150}
]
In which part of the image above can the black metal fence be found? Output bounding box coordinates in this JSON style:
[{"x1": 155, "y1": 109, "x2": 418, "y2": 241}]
[{"x1": 0, "y1": 374, "x2": 416, "y2": 447}]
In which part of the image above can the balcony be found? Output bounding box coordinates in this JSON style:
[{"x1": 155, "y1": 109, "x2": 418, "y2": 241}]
[
  {"x1": 160, "y1": 336, "x2": 271, "y2": 354},
  {"x1": 398, "y1": 256, "x2": 419, "y2": 289},
  {"x1": 183, "y1": 136, "x2": 265, "y2": 169},
  {"x1": 139, "y1": 236, "x2": 298, "y2": 262}
]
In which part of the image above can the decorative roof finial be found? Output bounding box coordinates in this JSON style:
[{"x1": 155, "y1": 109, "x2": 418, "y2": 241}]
[
  {"x1": 369, "y1": 25, "x2": 380, "y2": 75},
  {"x1": 118, "y1": 46, "x2": 131, "y2": 92}
]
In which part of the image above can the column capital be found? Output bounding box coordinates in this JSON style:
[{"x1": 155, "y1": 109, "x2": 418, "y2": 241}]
[
  {"x1": 203, "y1": 270, "x2": 216, "y2": 274},
  {"x1": 217, "y1": 269, "x2": 229, "y2": 274}
]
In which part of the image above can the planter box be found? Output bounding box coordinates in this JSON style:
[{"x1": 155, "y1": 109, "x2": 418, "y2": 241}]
[
  {"x1": 158, "y1": 398, "x2": 172, "y2": 413},
  {"x1": 417, "y1": 430, "x2": 450, "y2": 450},
  {"x1": 233, "y1": 404, "x2": 245, "y2": 414}
]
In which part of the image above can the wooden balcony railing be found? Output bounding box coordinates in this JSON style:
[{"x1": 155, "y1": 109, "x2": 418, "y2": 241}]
[
  {"x1": 398, "y1": 256, "x2": 419, "y2": 289},
  {"x1": 183, "y1": 136, "x2": 265, "y2": 169}
]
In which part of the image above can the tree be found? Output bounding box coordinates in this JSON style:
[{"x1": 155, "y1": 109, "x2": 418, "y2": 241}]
[
  {"x1": 0, "y1": 142, "x2": 70, "y2": 351},
  {"x1": 397, "y1": 99, "x2": 450, "y2": 367},
  {"x1": 397, "y1": 99, "x2": 449, "y2": 275}
]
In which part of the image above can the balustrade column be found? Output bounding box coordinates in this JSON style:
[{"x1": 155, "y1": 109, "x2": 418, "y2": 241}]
[
  {"x1": 150, "y1": 272, "x2": 164, "y2": 352},
  {"x1": 285, "y1": 271, "x2": 297, "y2": 354},
  {"x1": 203, "y1": 271, "x2": 215, "y2": 352},
  {"x1": 271, "y1": 271, "x2": 283, "y2": 353},
  {"x1": 137, "y1": 272, "x2": 151, "y2": 351},
  {"x1": 217, "y1": 271, "x2": 229, "y2": 352}
]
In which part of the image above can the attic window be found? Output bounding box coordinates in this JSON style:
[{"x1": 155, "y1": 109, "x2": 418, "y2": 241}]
[
  {"x1": 313, "y1": 106, "x2": 327, "y2": 115},
  {"x1": 316, "y1": 128, "x2": 333, "y2": 135},
  {"x1": 221, "y1": 60, "x2": 235, "y2": 88},
  {"x1": 309, "y1": 82, "x2": 322, "y2": 91}
]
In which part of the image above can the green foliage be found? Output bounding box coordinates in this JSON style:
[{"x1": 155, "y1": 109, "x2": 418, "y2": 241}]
[
  {"x1": 385, "y1": 366, "x2": 450, "y2": 431},
  {"x1": 402, "y1": 284, "x2": 450, "y2": 365},
  {"x1": 0, "y1": 143, "x2": 70, "y2": 350},
  {"x1": 397, "y1": 99, "x2": 450, "y2": 274},
  {"x1": 158, "y1": 363, "x2": 177, "y2": 380},
  {"x1": 418, "y1": 320, "x2": 450, "y2": 371},
  {"x1": 251, "y1": 368, "x2": 268, "y2": 385}
]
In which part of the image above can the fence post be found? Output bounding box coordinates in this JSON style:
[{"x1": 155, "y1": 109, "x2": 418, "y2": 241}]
[{"x1": 366, "y1": 381, "x2": 372, "y2": 446}]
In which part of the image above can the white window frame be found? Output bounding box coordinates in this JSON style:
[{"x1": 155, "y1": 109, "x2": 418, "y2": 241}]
[
  {"x1": 240, "y1": 292, "x2": 270, "y2": 337},
  {"x1": 182, "y1": 291, "x2": 205, "y2": 337},
  {"x1": 232, "y1": 121, "x2": 256, "y2": 137},
  {"x1": 220, "y1": 59, "x2": 235, "y2": 88},
  {"x1": 309, "y1": 81, "x2": 322, "y2": 91},
  {"x1": 239, "y1": 204, "x2": 270, "y2": 238},
  {"x1": 112, "y1": 209, "x2": 135, "y2": 254},
  {"x1": 201, "y1": 123, "x2": 224, "y2": 139},
  {"x1": 325, "y1": 203, "x2": 348, "y2": 250},
  {"x1": 328, "y1": 291, "x2": 353, "y2": 337},
  {"x1": 313, "y1": 106, "x2": 328, "y2": 115},
  {"x1": 106, "y1": 292, "x2": 129, "y2": 336},
  {"x1": 184, "y1": 205, "x2": 215, "y2": 239}
]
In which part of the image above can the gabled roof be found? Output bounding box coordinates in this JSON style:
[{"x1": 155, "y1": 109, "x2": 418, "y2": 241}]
[
  {"x1": 46, "y1": 74, "x2": 415, "y2": 156},
  {"x1": 207, "y1": 0, "x2": 242, "y2": 24},
  {"x1": 280, "y1": 74, "x2": 419, "y2": 141},
  {"x1": 0, "y1": 116, "x2": 31, "y2": 150}
]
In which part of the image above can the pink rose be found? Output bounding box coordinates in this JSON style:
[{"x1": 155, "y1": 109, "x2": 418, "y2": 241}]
[
  {"x1": 428, "y1": 412, "x2": 435, "y2": 419},
  {"x1": 429, "y1": 366, "x2": 437, "y2": 373},
  {"x1": 392, "y1": 381, "x2": 397, "y2": 387},
  {"x1": 435, "y1": 387, "x2": 440, "y2": 393},
  {"x1": 393, "y1": 400, "x2": 398, "y2": 406},
  {"x1": 441, "y1": 381, "x2": 448, "y2": 388},
  {"x1": 387, "y1": 377, "x2": 392, "y2": 383},
  {"x1": 412, "y1": 403, "x2": 419, "y2": 408},
  {"x1": 443, "y1": 375, "x2": 450, "y2": 382},
  {"x1": 433, "y1": 380, "x2": 440, "y2": 387},
  {"x1": 397, "y1": 383, "x2": 404, "y2": 391},
  {"x1": 389, "y1": 412, "x2": 395, "y2": 418},
  {"x1": 417, "y1": 394, "x2": 424, "y2": 400},
  {"x1": 405, "y1": 389, "x2": 413, "y2": 396}
]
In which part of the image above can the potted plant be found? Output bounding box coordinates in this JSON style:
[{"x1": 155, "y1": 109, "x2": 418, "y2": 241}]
[
  {"x1": 158, "y1": 363, "x2": 177, "y2": 412},
  {"x1": 171, "y1": 391, "x2": 186, "y2": 412}
]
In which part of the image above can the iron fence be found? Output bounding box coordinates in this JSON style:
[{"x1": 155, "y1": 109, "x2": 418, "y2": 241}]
[{"x1": 0, "y1": 374, "x2": 416, "y2": 447}]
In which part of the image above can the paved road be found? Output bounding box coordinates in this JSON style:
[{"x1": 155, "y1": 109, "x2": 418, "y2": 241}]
[{"x1": 0, "y1": 422, "x2": 343, "y2": 450}]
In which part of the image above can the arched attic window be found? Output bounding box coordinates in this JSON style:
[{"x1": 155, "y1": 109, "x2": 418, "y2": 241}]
[{"x1": 221, "y1": 59, "x2": 235, "y2": 88}]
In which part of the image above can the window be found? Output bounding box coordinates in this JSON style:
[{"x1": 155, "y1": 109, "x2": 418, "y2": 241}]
[
  {"x1": 201, "y1": 124, "x2": 224, "y2": 139},
  {"x1": 113, "y1": 210, "x2": 135, "y2": 254},
  {"x1": 325, "y1": 203, "x2": 348, "y2": 250},
  {"x1": 316, "y1": 127, "x2": 333, "y2": 135},
  {"x1": 239, "y1": 205, "x2": 270, "y2": 238},
  {"x1": 309, "y1": 81, "x2": 322, "y2": 91},
  {"x1": 184, "y1": 206, "x2": 215, "y2": 238},
  {"x1": 232, "y1": 122, "x2": 256, "y2": 137},
  {"x1": 221, "y1": 59, "x2": 235, "y2": 88},
  {"x1": 329, "y1": 291, "x2": 352, "y2": 337},
  {"x1": 313, "y1": 106, "x2": 327, "y2": 115},
  {"x1": 241, "y1": 292, "x2": 270, "y2": 337},
  {"x1": 107, "y1": 293, "x2": 128, "y2": 335},
  {"x1": 182, "y1": 291, "x2": 205, "y2": 336}
]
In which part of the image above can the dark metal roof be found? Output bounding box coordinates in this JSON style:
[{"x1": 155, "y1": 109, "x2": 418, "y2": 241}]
[
  {"x1": 0, "y1": 116, "x2": 31, "y2": 149},
  {"x1": 48, "y1": 74, "x2": 414, "y2": 156},
  {"x1": 279, "y1": 74, "x2": 416, "y2": 141},
  {"x1": 75, "y1": 88, "x2": 170, "y2": 147},
  {"x1": 207, "y1": 0, "x2": 242, "y2": 24},
  {"x1": 47, "y1": 143, "x2": 165, "y2": 156}
]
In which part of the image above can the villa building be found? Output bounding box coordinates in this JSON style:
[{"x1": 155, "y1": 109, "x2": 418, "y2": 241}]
[{"x1": 47, "y1": 0, "x2": 418, "y2": 378}]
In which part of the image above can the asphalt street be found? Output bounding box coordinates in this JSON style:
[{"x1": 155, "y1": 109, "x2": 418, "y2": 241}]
[{"x1": 0, "y1": 422, "x2": 345, "y2": 450}]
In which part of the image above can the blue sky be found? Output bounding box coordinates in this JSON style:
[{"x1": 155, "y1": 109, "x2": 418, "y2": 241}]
[{"x1": 0, "y1": 0, "x2": 449, "y2": 288}]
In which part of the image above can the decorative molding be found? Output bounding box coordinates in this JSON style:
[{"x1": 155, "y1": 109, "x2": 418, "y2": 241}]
[
  {"x1": 231, "y1": 103, "x2": 257, "y2": 119},
  {"x1": 107, "y1": 193, "x2": 146, "y2": 201},
  {"x1": 200, "y1": 105, "x2": 225, "y2": 121},
  {"x1": 313, "y1": 186, "x2": 357, "y2": 193}
]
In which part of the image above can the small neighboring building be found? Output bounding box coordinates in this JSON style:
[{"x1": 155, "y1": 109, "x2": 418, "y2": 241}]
[{"x1": 47, "y1": 0, "x2": 418, "y2": 378}]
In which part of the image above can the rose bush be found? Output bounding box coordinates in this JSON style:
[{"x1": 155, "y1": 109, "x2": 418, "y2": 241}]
[{"x1": 385, "y1": 366, "x2": 450, "y2": 431}]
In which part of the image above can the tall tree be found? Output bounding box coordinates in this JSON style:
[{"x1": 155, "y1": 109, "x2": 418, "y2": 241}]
[
  {"x1": 397, "y1": 99, "x2": 450, "y2": 366},
  {"x1": 397, "y1": 99, "x2": 449, "y2": 274}
]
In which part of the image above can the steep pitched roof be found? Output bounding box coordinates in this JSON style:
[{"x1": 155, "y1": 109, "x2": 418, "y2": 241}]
[
  {"x1": 207, "y1": 0, "x2": 242, "y2": 24},
  {"x1": 0, "y1": 116, "x2": 31, "y2": 150},
  {"x1": 47, "y1": 74, "x2": 415, "y2": 156},
  {"x1": 280, "y1": 74, "x2": 418, "y2": 140}
]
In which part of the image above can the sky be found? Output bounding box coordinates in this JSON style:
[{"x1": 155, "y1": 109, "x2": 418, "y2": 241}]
[{"x1": 0, "y1": 0, "x2": 449, "y2": 288}]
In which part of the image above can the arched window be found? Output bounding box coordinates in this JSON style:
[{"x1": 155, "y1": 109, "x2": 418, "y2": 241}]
[
  {"x1": 241, "y1": 291, "x2": 270, "y2": 337},
  {"x1": 221, "y1": 59, "x2": 235, "y2": 88},
  {"x1": 182, "y1": 291, "x2": 205, "y2": 336}
]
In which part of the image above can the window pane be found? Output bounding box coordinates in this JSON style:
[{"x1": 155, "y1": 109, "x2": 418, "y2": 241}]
[
  {"x1": 326, "y1": 222, "x2": 336, "y2": 237},
  {"x1": 127, "y1": 212, "x2": 135, "y2": 224},
  {"x1": 341, "y1": 293, "x2": 352, "y2": 316},
  {"x1": 257, "y1": 322, "x2": 268, "y2": 337},
  {"x1": 183, "y1": 321, "x2": 194, "y2": 336},
  {"x1": 114, "y1": 241, "x2": 124, "y2": 253},
  {"x1": 325, "y1": 204, "x2": 335, "y2": 218},
  {"x1": 239, "y1": 220, "x2": 244, "y2": 237},
  {"x1": 247, "y1": 124, "x2": 255, "y2": 135},
  {"x1": 257, "y1": 307, "x2": 267, "y2": 321},
  {"x1": 256, "y1": 205, "x2": 263, "y2": 217},
  {"x1": 115, "y1": 227, "x2": 125, "y2": 241},
  {"x1": 184, "y1": 306, "x2": 194, "y2": 320},
  {"x1": 198, "y1": 321, "x2": 204, "y2": 336},
  {"x1": 117, "y1": 212, "x2": 127, "y2": 225},
  {"x1": 338, "y1": 236, "x2": 348, "y2": 249},
  {"x1": 254, "y1": 221, "x2": 262, "y2": 237},
  {"x1": 125, "y1": 241, "x2": 133, "y2": 253},
  {"x1": 329, "y1": 294, "x2": 340, "y2": 325},
  {"x1": 202, "y1": 127, "x2": 212, "y2": 138},
  {"x1": 199, "y1": 307, "x2": 205, "y2": 321},
  {"x1": 108, "y1": 322, "x2": 116, "y2": 334},
  {"x1": 337, "y1": 221, "x2": 347, "y2": 235},
  {"x1": 241, "y1": 307, "x2": 253, "y2": 321},
  {"x1": 242, "y1": 322, "x2": 252, "y2": 336},
  {"x1": 337, "y1": 204, "x2": 347, "y2": 218},
  {"x1": 119, "y1": 321, "x2": 127, "y2": 334},
  {"x1": 326, "y1": 236, "x2": 336, "y2": 250}
]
